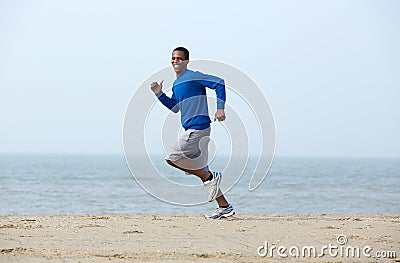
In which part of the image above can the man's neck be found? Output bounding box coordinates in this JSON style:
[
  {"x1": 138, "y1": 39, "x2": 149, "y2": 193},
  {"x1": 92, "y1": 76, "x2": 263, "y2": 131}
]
[{"x1": 176, "y1": 68, "x2": 188, "y2": 78}]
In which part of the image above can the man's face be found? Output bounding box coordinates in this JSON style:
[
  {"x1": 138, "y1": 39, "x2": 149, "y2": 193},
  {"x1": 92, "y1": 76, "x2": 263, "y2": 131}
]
[{"x1": 171, "y1": 50, "x2": 188, "y2": 74}]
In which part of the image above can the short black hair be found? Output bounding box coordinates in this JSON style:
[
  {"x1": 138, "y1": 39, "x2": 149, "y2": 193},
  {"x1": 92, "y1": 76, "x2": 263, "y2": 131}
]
[{"x1": 173, "y1": 46, "x2": 189, "y2": 60}]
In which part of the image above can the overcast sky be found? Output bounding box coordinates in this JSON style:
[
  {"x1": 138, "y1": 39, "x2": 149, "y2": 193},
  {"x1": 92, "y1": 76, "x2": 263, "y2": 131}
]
[{"x1": 1, "y1": 0, "x2": 399, "y2": 158}]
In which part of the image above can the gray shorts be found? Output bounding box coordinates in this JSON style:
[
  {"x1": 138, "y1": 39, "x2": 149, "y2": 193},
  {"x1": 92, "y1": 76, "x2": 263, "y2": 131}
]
[{"x1": 165, "y1": 127, "x2": 210, "y2": 171}]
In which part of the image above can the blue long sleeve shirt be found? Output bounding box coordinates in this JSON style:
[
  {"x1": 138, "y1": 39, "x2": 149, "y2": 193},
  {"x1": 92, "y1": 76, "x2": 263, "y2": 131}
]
[{"x1": 156, "y1": 69, "x2": 226, "y2": 130}]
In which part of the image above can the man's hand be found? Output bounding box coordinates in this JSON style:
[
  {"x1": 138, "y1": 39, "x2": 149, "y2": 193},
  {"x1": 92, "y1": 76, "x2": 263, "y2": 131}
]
[
  {"x1": 150, "y1": 80, "x2": 164, "y2": 94},
  {"x1": 214, "y1": 109, "x2": 226, "y2": 122}
]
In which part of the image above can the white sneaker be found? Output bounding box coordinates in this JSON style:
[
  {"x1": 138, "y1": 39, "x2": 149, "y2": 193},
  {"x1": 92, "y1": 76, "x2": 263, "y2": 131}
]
[
  {"x1": 207, "y1": 204, "x2": 236, "y2": 219},
  {"x1": 204, "y1": 171, "x2": 221, "y2": 202}
]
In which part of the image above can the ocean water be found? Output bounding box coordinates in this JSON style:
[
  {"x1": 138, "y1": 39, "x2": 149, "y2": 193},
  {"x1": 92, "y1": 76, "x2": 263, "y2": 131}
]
[{"x1": 0, "y1": 154, "x2": 399, "y2": 215}]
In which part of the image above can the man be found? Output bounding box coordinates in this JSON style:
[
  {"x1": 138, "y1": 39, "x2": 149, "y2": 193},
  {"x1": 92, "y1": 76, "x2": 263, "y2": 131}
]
[{"x1": 150, "y1": 47, "x2": 235, "y2": 219}]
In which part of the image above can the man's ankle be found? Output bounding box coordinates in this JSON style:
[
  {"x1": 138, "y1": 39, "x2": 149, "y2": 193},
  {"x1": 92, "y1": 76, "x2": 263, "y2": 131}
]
[{"x1": 205, "y1": 172, "x2": 213, "y2": 182}]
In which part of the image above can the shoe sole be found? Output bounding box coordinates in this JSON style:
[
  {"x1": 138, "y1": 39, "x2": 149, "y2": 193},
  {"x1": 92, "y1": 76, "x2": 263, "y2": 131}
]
[
  {"x1": 208, "y1": 172, "x2": 221, "y2": 202},
  {"x1": 219, "y1": 210, "x2": 235, "y2": 219}
]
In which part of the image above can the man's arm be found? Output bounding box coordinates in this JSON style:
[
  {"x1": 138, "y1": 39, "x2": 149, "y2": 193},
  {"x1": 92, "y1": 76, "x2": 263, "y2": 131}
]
[
  {"x1": 150, "y1": 80, "x2": 179, "y2": 113},
  {"x1": 194, "y1": 73, "x2": 226, "y2": 121}
]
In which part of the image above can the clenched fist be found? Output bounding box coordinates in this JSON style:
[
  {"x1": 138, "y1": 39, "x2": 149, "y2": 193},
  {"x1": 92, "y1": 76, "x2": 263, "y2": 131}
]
[
  {"x1": 150, "y1": 80, "x2": 164, "y2": 94},
  {"x1": 214, "y1": 108, "x2": 226, "y2": 122}
]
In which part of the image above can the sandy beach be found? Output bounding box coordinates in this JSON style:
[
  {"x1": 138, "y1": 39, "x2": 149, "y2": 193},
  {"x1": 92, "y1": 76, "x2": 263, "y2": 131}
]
[{"x1": 0, "y1": 214, "x2": 399, "y2": 262}]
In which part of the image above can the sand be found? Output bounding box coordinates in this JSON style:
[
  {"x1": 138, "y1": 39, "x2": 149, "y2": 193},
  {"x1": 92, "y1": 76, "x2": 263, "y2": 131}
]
[{"x1": 0, "y1": 214, "x2": 399, "y2": 262}]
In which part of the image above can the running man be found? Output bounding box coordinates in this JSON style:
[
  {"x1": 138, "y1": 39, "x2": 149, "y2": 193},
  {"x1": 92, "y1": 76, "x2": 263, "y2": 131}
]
[{"x1": 150, "y1": 47, "x2": 235, "y2": 219}]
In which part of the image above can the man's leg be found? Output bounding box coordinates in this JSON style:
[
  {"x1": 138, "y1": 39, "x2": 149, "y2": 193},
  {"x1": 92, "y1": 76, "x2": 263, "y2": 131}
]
[
  {"x1": 166, "y1": 159, "x2": 229, "y2": 206},
  {"x1": 165, "y1": 159, "x2": 210, "y2": 182},
  {"x1": 215, "y1": 189, "x2": 229, "y2": 207},
  {"x1": 166, "y1": 128, "x2": 233, "y2": 213}
]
